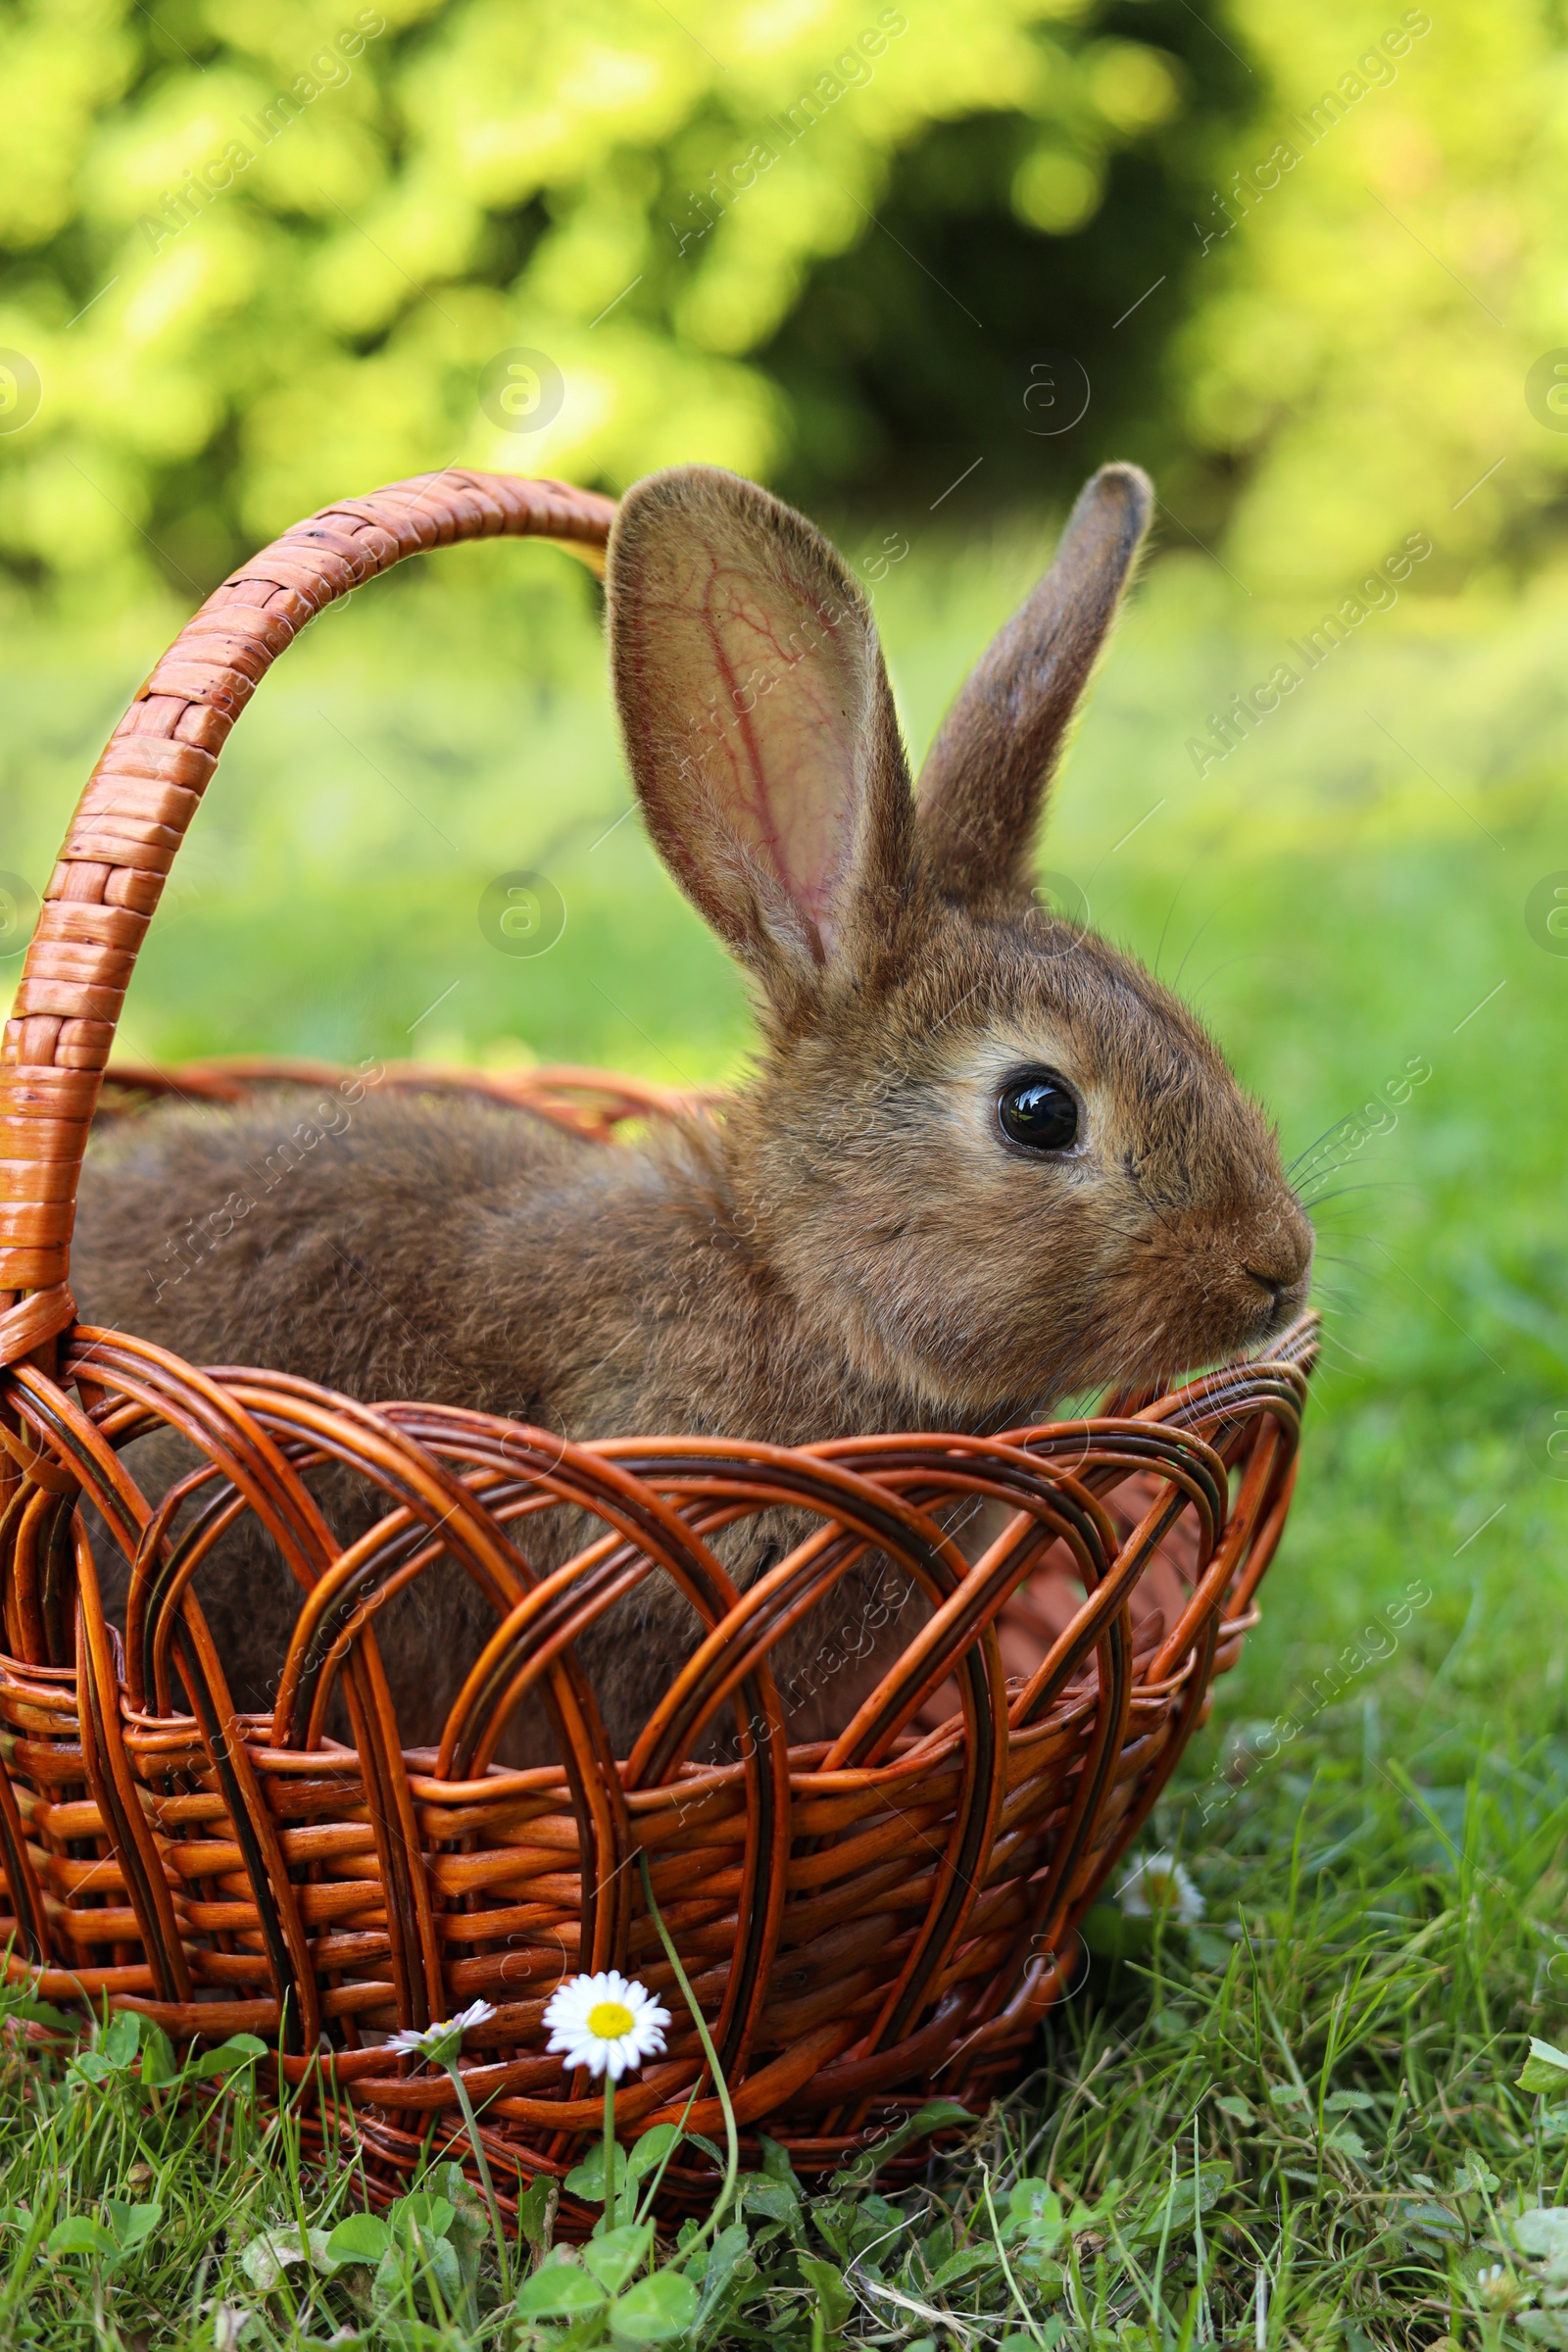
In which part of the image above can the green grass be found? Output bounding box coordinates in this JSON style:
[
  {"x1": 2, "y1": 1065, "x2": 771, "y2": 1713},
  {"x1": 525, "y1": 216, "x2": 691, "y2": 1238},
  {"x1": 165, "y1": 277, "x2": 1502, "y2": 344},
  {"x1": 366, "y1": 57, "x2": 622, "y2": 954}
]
[
  {"x1": 3, "y1": 1750, "x2": 1567, "y2": 2348},
  {"x1": 1, "y1": 530, "x2": 1567, "y2": 2344}
]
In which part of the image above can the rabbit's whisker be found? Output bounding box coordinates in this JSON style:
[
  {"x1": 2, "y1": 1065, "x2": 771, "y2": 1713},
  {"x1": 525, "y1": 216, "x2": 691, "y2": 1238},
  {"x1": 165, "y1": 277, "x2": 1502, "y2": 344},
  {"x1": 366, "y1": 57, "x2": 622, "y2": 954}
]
[{"x1": 1288, "y1": 1118, "x2": 1359, "y2": 1177}]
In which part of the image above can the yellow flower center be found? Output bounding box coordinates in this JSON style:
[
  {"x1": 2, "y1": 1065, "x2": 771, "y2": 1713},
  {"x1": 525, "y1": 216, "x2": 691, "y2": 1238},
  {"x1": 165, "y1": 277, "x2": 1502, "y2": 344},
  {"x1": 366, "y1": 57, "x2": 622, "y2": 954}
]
[{"x1": 587, "y1": 2000, "x2": 635, "y2": 2040}]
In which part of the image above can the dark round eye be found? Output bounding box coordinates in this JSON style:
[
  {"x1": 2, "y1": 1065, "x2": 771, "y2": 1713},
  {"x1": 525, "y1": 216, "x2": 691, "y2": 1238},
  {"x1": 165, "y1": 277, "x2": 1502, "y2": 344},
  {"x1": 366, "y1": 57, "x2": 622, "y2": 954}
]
[{"x1": 998, "y1": 1069, "x2": 1079, "y2": 1154}]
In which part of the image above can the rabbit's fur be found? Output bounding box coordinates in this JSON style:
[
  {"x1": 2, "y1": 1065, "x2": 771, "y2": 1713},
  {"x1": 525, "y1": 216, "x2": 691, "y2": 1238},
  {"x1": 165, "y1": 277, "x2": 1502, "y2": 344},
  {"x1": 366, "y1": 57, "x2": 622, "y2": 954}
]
[{"x1": 73, "y1": 462, "x2": 1313, "y2": 1762}]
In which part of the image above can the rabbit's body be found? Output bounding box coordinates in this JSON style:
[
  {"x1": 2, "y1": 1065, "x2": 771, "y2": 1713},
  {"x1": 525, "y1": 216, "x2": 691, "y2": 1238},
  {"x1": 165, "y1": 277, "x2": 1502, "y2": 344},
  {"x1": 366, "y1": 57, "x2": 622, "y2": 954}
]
[
  {"x1": 74, "y1": 1084, "x2": 949, "y2": 1755},
  {"x1": 72, "y1": 459, "x2": 1315, "y2": 1762}
]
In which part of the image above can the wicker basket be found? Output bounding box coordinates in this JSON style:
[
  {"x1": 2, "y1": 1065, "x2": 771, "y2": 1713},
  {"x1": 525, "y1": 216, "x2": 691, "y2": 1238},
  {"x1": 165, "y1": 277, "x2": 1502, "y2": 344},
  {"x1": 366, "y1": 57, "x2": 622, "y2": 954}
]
[{"x1": 0, "y1": 469, "x2": 1316, "y2": 2221}]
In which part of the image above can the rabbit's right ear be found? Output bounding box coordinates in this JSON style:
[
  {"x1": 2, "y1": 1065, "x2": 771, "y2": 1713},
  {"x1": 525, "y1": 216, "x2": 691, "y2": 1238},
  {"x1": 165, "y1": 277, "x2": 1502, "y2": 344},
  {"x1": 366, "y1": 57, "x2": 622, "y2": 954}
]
[
  {"x1": 916, "y1": 463, "x2": 1152, "y2": 905},
  {"x1": 608, "y1": 466, "x2": 915, "y2": 997}
]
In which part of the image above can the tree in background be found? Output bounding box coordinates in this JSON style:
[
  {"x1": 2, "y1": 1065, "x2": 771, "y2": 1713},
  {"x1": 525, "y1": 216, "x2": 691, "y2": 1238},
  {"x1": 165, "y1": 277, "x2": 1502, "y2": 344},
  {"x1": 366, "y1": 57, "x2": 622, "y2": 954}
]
[
  {"x1": 1170, "y1": 0, "x2": 1568, "y2": 595},
  {"x1": 0, "y1": 0, "x2": 1560, "y2": 606}
]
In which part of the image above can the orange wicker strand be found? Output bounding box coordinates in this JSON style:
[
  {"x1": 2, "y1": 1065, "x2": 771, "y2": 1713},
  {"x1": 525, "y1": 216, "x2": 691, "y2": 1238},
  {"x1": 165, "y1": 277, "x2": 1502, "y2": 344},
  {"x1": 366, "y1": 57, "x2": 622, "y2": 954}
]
[{"x1": 0, "y1": 472, "x2": 1318, "y2": 2219}]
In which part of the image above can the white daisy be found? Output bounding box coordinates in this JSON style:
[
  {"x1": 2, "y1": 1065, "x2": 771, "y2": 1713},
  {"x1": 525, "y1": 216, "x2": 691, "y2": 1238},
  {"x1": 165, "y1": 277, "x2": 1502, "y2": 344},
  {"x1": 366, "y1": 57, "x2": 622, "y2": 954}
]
[
  {"x1": 385, "y1": 1999, "x2": 497, "y2": 2067},
  {"x1": 1117, "y1": 1852, "x2": 1204, "y2": 1923},
  {"x1": 543, "y1": 1970, "x2": 670, "y2": 2081},
  {"x1": 1474, "y1": 2264, "x2": 1524, "y2": 2313}
]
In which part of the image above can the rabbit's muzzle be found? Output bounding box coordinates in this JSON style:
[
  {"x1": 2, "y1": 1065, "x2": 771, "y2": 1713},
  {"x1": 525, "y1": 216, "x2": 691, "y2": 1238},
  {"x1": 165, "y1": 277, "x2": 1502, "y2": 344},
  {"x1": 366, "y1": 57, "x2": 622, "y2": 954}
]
[{"x1": 1111, "y1": 1184, "x2": 1313, "y2": 1383}]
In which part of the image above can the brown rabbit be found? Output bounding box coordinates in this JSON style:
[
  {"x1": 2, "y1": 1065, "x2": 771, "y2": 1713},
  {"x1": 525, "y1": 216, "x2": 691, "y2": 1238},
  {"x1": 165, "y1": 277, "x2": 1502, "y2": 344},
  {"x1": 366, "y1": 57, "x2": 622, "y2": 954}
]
[{"x1": 72, "y1": 461, "x2": 1313, "y2": 1762}]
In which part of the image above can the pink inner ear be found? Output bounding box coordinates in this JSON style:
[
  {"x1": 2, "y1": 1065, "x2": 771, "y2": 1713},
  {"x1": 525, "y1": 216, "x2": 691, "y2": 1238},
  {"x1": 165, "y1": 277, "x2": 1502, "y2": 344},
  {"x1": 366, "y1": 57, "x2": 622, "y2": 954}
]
[{"x1": 674, "y1": 544, "x2": 864, "y2": 948}]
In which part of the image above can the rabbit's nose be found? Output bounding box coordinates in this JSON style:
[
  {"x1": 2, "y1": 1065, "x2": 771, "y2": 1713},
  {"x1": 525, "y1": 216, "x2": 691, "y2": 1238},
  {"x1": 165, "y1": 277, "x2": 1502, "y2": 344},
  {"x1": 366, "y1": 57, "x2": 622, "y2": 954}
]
[
  {"x1": 1248, "y1": 1200, "x2": 1314, "y2": 1296},
  {"x1": 1246, "y1": 1266, "x2": 1294, "y2": 1309},
  {"x1": 1245, "y1": 1212, "x2": 1314, "y2": 1310}
]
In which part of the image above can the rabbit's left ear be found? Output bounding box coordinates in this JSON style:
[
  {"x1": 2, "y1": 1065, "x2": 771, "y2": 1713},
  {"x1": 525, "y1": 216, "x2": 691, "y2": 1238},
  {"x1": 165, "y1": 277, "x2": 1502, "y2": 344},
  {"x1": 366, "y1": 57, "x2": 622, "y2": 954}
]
[
  {"x1": 608, "y1": 466, "x2": 916, "y2": 996},
  {"x1": 916, "y1": 463, "x2": 1152, "y2": 904}
]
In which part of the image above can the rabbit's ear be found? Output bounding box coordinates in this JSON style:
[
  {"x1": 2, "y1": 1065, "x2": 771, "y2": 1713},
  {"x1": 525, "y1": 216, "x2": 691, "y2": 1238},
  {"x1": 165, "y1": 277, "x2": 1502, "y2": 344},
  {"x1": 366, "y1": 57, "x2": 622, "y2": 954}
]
[
  {"x1": 916, "y1": 463, "x2": 1152, "y2": 902},
  {"x1": 609, "y1": 466, "x2": 915, "y2": 990}
]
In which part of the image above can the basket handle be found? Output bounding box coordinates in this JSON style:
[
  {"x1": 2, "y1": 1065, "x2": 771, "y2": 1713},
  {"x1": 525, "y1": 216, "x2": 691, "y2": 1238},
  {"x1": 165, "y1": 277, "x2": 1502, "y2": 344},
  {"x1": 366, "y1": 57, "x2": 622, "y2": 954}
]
[{"x1": 0, "y1": 470, "x2": 617, "y2": 1365}]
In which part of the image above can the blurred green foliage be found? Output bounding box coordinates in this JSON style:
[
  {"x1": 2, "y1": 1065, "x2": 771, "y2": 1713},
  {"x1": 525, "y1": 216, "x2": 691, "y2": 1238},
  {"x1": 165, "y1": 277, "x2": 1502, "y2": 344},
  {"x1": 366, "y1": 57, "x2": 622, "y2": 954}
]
[
  {"x1": 0, "y1": 0, "x2": 1231, "y2": 600},
  {"x1": 2, "y1": 0, "x2": 1565, "y2": 606},
  {"x1": 1185, "y1": 0, "x2": 1568, "y2": 595}
]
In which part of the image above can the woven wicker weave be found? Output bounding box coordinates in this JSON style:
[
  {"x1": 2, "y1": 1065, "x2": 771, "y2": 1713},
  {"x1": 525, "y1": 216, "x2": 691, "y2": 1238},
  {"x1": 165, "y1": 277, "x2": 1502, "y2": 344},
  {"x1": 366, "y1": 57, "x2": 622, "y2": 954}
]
[{"x1": 0, "y1": 469, "x2": 1316, "y2": 2219}]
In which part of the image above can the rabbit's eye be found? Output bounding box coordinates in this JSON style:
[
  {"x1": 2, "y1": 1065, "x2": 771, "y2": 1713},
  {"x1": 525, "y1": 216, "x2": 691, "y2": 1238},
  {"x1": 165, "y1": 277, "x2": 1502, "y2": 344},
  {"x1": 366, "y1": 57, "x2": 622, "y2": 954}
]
[{"x1": 998, "y1": 1070, "x2": 1079, "y2": 1154}]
